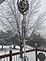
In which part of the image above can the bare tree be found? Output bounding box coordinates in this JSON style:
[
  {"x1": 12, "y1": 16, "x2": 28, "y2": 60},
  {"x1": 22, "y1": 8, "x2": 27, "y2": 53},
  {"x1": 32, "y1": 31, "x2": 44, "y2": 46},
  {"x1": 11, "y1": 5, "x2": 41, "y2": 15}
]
[{"x1": 0, "y1": 0, "x2": 46, "y2": 46}]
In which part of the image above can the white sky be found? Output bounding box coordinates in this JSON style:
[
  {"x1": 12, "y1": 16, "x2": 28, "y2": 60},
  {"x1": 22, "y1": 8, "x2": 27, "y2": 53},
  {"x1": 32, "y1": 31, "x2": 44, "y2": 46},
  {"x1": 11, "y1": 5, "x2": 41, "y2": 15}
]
[
  {"x1": 0, "y1": 0, "x2": 46, "y2": 38},
  {"x1": 34, "y1": 0, "x2": 46, "y2": 38},
  {"x1": 40, "y1": 0, "x2": 46, "y2": 13}
]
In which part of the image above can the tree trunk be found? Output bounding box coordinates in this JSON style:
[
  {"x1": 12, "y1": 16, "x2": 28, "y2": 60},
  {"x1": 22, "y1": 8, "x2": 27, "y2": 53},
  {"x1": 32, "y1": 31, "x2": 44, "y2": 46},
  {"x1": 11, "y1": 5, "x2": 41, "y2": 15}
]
[{"x1": 2, "y1": 45, "x2": 3, "y2": 50}]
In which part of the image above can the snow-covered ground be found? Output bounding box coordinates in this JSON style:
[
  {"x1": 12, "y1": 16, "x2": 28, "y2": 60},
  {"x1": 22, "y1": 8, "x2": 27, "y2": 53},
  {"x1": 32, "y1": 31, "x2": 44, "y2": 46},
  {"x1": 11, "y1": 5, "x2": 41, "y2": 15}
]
[
  {"x1": 0, "y1": 50, "x2": 35, "y2": 61},
  {"x1": 0, "y1": 46, "x2": 36, "y2": 61},
  {"x1": 0, "y1": 46, "x2": 46, "y2": 61}
]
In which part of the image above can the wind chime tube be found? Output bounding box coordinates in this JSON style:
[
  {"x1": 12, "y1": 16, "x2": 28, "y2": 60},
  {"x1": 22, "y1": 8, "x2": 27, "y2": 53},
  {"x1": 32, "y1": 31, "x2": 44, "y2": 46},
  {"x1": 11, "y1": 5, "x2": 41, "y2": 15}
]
[
  {"x1": 23, "y1": 15, "x2": 26, "y2": 57},
  {"x1": 22, "y1": 15, "x2": 26, "y2": 38},
  {"x1": 23, "y1": 39, "x2": 26, "y2": 57}
]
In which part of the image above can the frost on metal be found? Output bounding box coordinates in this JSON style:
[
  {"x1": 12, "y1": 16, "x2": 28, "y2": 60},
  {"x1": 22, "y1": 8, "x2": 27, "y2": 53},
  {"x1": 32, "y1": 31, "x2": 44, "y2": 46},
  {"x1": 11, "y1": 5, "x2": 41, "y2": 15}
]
[{"x1": 0, "y1": 0, "x2": 5, "y2": 4}]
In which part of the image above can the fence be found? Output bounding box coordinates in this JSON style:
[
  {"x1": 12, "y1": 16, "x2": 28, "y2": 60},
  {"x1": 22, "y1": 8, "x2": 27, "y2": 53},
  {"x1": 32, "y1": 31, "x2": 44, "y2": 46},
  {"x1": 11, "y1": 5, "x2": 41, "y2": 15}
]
[{"x1": 0, "y1": 48, "x2": 46, "y2": 61}]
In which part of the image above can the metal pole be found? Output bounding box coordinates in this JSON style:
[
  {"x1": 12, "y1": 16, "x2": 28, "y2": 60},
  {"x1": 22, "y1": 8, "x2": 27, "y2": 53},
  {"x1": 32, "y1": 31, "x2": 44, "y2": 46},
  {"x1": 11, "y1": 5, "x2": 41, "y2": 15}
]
[
  {"x1": 10, "y1": 50, "x2": 12, "y2": 61},
  {"x1": 35, "y1": 48, "x2": 37, "y2": 61},
  {"x1": 2, "y1": 45, "x2": 3, "y2": 50},
  {"x1": 20, "y1": 41, "x2": 23, "y2": 58}
]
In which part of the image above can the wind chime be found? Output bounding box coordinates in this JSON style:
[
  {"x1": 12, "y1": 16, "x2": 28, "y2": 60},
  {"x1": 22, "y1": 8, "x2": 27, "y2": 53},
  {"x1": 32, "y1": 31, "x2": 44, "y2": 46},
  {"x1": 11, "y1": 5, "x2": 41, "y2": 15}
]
[
  {"x1": 17, "y1": 0, "x2": 29, "y2": 61},
  {"x1": 17, "y1": 0, "x2": 29, "y2": 15}
]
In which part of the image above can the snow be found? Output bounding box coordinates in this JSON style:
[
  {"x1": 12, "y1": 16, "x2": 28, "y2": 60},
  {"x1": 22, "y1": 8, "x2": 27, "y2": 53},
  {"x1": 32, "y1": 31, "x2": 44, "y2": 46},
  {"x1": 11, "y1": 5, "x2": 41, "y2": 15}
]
[
  {"x1": 0, "y1": 46, "x2": 46, "y2": 61},
  {"x1": 0, "y1": 46, "x2": 36, "y2": 61}
]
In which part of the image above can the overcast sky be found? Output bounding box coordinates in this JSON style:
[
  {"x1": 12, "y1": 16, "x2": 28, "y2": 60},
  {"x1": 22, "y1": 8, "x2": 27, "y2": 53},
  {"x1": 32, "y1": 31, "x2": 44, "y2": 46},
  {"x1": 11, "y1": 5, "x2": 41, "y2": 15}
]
[
  {"x1": 40, "y1": 0, "x2": 46, "y2": 13},
  {"x1": 35, "y1": 0, "x2": 46, "y2": 38}
]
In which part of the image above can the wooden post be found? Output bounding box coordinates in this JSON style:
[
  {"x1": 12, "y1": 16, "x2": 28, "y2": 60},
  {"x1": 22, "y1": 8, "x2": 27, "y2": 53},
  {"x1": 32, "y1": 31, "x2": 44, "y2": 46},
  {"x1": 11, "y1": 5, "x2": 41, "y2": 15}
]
[{"x1": 10, "y1": 50, "x2": 12, "y2": 61}]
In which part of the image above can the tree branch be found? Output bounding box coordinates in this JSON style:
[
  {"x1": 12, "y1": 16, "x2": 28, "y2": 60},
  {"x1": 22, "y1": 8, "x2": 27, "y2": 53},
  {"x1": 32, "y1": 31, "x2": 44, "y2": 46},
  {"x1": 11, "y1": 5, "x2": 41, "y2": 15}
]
[{"x1": 7, "y1": 0, "x2": 20, "y2": 35}]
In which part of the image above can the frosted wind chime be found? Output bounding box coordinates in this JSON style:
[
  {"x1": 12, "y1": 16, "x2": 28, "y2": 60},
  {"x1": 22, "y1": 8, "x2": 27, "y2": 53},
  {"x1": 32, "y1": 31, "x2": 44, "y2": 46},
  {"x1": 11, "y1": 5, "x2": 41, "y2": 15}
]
[{"x1": 17, "y1": 0, "x2": 29, "y2": 61}]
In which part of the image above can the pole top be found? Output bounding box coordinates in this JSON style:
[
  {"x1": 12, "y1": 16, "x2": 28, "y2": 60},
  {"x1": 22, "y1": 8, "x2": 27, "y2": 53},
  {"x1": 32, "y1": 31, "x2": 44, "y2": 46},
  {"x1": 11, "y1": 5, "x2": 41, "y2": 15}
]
[{"x1": 17, "y1": 0, "x2": 29, "y2": 15}]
